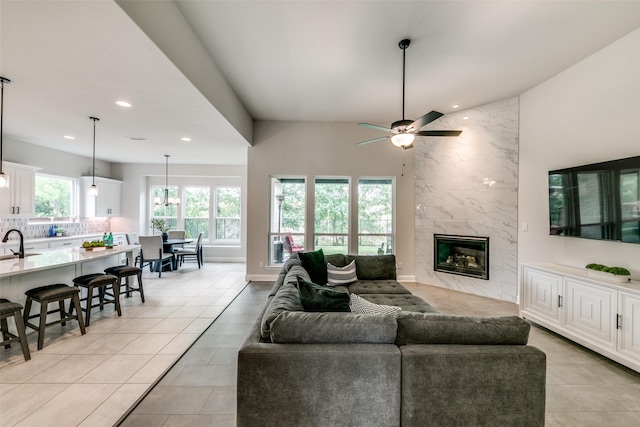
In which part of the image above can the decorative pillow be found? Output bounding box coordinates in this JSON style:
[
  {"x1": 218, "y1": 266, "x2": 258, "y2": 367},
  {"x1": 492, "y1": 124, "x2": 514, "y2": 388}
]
[
  {"x1": 327, "y1": 260, "x2": 358, "y2": 286},
  {"x1": 298, "y1": 248, "x2": 328, "y2": 285},
  {"x1": 296, "y1": 278, "x2": 350, "y2": 312},
  {"x1": 350, "y1": 293, "x2": 401, "y2": 316}
]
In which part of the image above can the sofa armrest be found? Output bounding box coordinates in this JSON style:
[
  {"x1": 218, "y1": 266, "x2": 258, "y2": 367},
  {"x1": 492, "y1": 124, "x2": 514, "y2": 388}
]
[
  {"x1": 238, "y1": 342, "x2": 401, "y2": 427},
  {"x1": 400, "y1": 345, "x2": 546, "y2": 426}
]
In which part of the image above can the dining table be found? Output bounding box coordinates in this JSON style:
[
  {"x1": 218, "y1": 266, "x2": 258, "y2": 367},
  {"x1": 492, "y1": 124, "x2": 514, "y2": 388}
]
[{"x1": 163, "y1": 238, "x2": 194, "y2": 269}]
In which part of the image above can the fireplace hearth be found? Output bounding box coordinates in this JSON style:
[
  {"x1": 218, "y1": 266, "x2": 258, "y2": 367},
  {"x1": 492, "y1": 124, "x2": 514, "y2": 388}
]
[{"x1": 434, "y1": 234, "x2": 489, "y2": 280}]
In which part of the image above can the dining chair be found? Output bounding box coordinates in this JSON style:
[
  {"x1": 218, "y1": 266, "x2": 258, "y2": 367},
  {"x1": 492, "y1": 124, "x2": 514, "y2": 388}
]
[
  {"x1": 126, "y1": 232, "x2": 141, "y2": 267},
  {"x1": 138, "y1": 236, "x2": 174, "y2": 277},
  {"x1": 175, "y1": 232, "x2": 204, "y2": 268},
  {"x1": 167, "y1": 230, "x2": 187, "y2": 253}
]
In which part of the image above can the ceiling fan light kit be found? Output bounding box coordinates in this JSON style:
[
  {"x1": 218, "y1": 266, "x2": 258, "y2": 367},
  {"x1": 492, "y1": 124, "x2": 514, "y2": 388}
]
[{"x1": 356, "y1": 39, "x2": 462, "y2": 149}]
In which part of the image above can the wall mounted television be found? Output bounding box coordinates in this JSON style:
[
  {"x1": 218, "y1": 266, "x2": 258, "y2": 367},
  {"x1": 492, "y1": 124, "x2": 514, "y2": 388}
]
[{"x1": 549, "y1": 155, "x2": 640, "y2": 244}]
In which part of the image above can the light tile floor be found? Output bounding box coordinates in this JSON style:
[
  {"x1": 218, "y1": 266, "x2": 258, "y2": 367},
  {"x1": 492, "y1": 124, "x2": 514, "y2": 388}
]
[
  {"x1": 124, "y1": 280, "x2": 640, "y2": 427},
  {"x1": 0, "y1": 262, "x2": 247, "y2": 427}
]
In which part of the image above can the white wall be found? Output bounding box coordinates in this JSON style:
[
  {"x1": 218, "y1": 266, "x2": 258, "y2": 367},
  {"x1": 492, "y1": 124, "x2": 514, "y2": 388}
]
[
  {"x1": 246, "y1": 120, "x2": 415, "y2": 280},
  {"x1": 519, "y1": 28, "x2": 640, "y2": 279}
]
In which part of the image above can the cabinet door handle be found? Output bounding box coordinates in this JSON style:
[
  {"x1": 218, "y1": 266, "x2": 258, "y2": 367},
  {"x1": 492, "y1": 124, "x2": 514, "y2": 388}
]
[
  {"x1": 16, "y1": 206, "x2": 19, "y2": 214},
  {"x1": 617, "y1": 314, "x2": 622, "y2": 330},
  {"x1": 63, "y1": 242, "x2": 72, "y2": 246},
  {"x1": 557, "y1": 295, "x2": 563, "y2": 308}
]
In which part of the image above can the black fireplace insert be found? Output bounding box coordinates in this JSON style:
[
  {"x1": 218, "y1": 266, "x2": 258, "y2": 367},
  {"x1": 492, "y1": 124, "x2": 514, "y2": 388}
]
[{"x1": 434, "y1": 234, "x2": 489, "y2": 280}]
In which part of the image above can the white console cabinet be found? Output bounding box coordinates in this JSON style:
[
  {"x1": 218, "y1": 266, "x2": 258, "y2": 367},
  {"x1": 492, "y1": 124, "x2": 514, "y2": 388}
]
[{"x1": 521, "y1": 263, "x2": 640, "y2": 372}]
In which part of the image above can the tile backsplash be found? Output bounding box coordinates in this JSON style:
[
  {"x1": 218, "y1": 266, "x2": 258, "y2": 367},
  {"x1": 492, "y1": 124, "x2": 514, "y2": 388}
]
[{"x1": 0, "y1": 217, "x2": 111, "y2": 242}]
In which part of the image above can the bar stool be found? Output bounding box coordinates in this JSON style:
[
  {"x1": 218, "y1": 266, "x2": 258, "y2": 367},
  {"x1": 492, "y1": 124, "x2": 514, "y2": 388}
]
[
  {"x1": 71, "y1": 273, "x2": 121, "y2": 327},
  {"x1": 23, "y1": 284, "x2": 85, "y2": 350},
  {"x1": 0, "y1": 299, "x2": 31, "y2": 361},
  {"x1": 104, "y1": 265, "x2": 145, "y2": 303}
]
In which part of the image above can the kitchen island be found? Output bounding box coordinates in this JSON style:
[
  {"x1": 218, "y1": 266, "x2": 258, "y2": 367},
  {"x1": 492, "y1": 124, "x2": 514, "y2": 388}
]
[{"x1": 0, "y1": 245, "x2": 135, "y2": 304}]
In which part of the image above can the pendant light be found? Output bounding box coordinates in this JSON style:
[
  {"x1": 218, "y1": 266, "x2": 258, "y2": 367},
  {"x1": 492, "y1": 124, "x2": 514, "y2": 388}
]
[
  {"x1": 88, "y1": 116, "x2": 99, "y2": 196},
  {"x1": 155, "y1": 154, "x2": 179, "y2": 206},
  {"x1": 0, "y1": 76, "x2": 11, "y2": 188}
]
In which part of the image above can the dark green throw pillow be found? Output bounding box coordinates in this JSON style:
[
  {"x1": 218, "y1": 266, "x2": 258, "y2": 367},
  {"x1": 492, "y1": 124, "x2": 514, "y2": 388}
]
[
  {"x1": 298, "y1": 248, "x2": 327, "y2": 285},
  {"x1": 296, "y1": 278, "x2": 350, "y2": 312}
]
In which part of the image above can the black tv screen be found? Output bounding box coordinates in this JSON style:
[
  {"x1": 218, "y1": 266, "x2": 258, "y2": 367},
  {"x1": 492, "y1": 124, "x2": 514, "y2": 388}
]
[{"x1": 549, "y1": 155, "x2": 640, "y2": 244}]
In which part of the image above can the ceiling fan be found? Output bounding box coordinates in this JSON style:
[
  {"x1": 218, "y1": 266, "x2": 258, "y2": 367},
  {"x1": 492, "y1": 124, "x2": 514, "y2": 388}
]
[{"x1": 356, "y1": 39, "x2": 462, "y2": 149}]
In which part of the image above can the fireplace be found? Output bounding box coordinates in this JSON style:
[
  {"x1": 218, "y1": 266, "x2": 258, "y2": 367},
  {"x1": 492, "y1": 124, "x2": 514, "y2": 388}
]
[{"x1": 434, "y1": 234, "x2": 489, "y2": 280}]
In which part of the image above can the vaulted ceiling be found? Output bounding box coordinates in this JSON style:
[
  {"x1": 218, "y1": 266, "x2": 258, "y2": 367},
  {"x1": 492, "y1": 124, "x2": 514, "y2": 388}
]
[{"x1": 2, "y1": 1, "x2": 639, "y2": 165}]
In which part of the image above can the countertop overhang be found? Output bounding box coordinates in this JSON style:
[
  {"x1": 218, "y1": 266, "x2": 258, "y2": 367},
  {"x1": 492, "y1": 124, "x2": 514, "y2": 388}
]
[{"x1": 0, "y1": 245, "x2": 136, "y2": 278}]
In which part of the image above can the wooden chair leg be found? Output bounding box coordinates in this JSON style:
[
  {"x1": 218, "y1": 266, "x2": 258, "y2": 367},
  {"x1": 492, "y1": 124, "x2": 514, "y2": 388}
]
[
  {"x1": 71, "y1": 294, "x2": 86, "y2": 335},
  {"x1": 37, "y1": 300, "x2": 48, "y2": 351},
  {"x1": 1, "y1": 318, "x2": 10, "y2": 349},
  {"x1": 84, "y1": 286, "x2": 94, "y2": 327},
  {"x1": 58, "y1": 300, "x2": 67, "y2": 326},
  {"x1": 22, "y1": 297, "x2": 32, "y2": 327},
  {"x1": 13, "y1": 311, "x2": 31, "y2": 361},
  {"x1": 112, "y1": 282, "x2": 122, "y2": 317},
  {"x1": 137, "y1": 272, "x2": 145, "y2": 303}
]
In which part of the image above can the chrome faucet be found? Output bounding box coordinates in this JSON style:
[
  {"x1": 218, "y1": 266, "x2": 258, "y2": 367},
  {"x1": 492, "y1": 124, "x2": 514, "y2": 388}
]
[{"x1": 2, "y1": 229, "x2": 24, "y2": 258}]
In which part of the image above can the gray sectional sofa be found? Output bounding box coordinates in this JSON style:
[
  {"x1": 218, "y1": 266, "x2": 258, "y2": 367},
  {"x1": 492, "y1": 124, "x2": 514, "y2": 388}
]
[{"x1": 237, "y1": 254, "x2": 546, "y2": 427}]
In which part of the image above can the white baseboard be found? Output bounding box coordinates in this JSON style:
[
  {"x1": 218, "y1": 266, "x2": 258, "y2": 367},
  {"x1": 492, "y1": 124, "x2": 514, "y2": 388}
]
[
  {"x1": 203, "y1": 257, "x2": 246, "y2": 263},
  {"x1": 397, "y1": 275, "x2": 416, "y2": 282}
]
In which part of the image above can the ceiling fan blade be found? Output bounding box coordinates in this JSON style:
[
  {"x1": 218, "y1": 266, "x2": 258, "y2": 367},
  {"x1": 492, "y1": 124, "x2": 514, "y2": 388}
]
[
  {"x1": 407, "y1": 111, "x2": 444, "y2": 131},
  {"x1": 358, "y1": 123, "x2": 393, "y2": 133},
  {"x1": 415, "y1": 130, "x2": 462, "y2": 137},
  {"x1": 356, "y1": 136, "x2": 389, "y2": 146}
]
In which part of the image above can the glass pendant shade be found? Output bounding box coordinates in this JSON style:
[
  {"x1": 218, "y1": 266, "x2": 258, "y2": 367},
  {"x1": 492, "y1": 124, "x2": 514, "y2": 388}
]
[
  {"x1": 89, "y1": 184, "x2": 98, "y2": 196},
  {"x1": 0, "y1": 172, "x2": 7, "y2": 188},
  {"x1": 390, "y1": 133, "x2": 415, "y2": 148},
  {"x1": 156, "y1": 155, "x2": 179, "y2": 206}
]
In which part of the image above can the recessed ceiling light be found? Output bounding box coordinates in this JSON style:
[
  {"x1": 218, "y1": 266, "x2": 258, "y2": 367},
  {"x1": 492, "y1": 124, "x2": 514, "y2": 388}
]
[
  {"x1": 116, "y1": 100, "x2": 132, "y2": 108},
  {"x1": 64, "y1": 135, "x2": 75, "y2": 140},
  {"x1": 451, "y1": 103, "x2": 462, "y2": 109},
  {"x1": 463, "y1": 116, "x2": 469, "y2": 120},
  {"x1": 181, "y1": 137, "x2": 191, "y2": 142}
]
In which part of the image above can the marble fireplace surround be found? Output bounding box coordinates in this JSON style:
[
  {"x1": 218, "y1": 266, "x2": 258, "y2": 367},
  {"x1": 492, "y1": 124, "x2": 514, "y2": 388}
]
[{"x1": 415, "y1": 97, "x2": 519, "y2": 302}]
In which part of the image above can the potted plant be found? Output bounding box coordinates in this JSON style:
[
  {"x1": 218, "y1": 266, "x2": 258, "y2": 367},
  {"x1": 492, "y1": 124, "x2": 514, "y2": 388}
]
[
  {"x1": 585, "y1": 263, "x2": 631, "y2": 283},
  {"x1": 151, "y1": 218, "x2": 171, "y2": 242}
]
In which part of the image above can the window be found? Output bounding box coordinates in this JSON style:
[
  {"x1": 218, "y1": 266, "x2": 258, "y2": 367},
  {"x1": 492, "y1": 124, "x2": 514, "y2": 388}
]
[
  {"x1": 214, "y1": 187, "x2": 241, "y2": 241},
  {"x1": 314, "y1": 178, "x2": 349, "y2": 255},
  {"x1": 270, "y1": 177, "x2": 305, "y2": 264},
  {"x1": 151, "y1": 185, "x2": 179, "y2": 231},
  {"x1": 358, "y1": 178, "x2": 393, "y2": 255},
  {"x1": 185, "y1": 187, "x2": 210, "y2": 240},
  {"x1": 34, "y1": 174, "x2": 77, "y2": 219}
]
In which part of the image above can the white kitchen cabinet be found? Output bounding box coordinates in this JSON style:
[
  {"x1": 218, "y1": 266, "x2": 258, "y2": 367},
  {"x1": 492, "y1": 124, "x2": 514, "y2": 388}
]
[
  {"x1": 0, "y1": 162, "x2": 40, "y2": 217},
  {"x1": 520, "y1": 263, "x2": 640, "y2": 373},
  {"x1": 82, "y1": 177, "x2": 122, "y2": 217}
]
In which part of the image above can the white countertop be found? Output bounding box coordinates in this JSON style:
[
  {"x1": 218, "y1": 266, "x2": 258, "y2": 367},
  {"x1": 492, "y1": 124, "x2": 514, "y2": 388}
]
[
  {"x1": 523, "y1": 262, "x2": 640, "y2": 294},
  {"x1": 0, "y1": 245, "x2": 136, "y2": 278}
]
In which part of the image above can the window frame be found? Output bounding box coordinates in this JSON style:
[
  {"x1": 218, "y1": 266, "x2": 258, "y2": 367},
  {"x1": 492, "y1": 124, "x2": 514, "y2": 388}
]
[
  {"x1": 213, "y1": 186, "x2": 241, "y2": 243},
  {"x1": 30, "y1": 172, "x2": 79, "y2": 223}
]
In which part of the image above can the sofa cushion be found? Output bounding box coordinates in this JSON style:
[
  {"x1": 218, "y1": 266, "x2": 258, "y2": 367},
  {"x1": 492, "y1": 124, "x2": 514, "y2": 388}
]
[
  {"x1": 296, "y1": 278, "x2": 351, "y2": 312},
  {"x1": 324, "y1": 253, "x2": 347, "y2": 267},
  {"x1": 260, "y1": 281, "x2": 305, "y2": 340},
  {"x1": 348, "y1": 280, "x2": 411, "y2": 294},
  {"x1": 270, "y1": 311, "x2": 398, "y2": 344},
  {"x1": 350, "y1": 293, "x2": 401, "y2": 316},
  {"x1": 395, "y1": 312, "x2": 531, "y2": 346},
  {"x1": 361, "y1": 294, "x2": 437, "y2": 313},
  {"x1": 327, "y1": 260, "x2": 358, "y2": 286},
  {"x1": 346, "y1": 254, "x2": 396, "y2": 280},
  {"x1": 299, "y1": 249, "x2": 328, "y2": 285}
]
